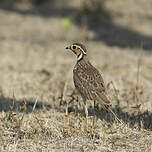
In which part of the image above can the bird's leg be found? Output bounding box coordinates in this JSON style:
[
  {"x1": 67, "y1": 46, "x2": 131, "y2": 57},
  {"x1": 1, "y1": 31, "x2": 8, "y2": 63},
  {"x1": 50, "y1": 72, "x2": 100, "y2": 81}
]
[
  {"x1": 82, "y1": 97, "x2": 88, "y2": 119},
  {"x1": 82, "y1": 97, "x2": 89, "y2": 130},
  {"x1": 93, "y1": 100, "x2": 97, "y2": 126},
  {"x1": 84, "y1": 99, "x2": 88, "y2": 118},
  {"x1": 94, "y1": 100, "x2": 96, "y2": 109},
  {"x1": 65, "y1": 102, "x2": 68, "y2": 116},
  {"x1": 84, "y1": 101, "x2": 89, "y2": 127}
]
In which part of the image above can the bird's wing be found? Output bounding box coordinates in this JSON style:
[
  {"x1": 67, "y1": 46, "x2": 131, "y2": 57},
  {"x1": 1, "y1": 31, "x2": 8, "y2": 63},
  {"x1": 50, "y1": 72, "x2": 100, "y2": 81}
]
[{"x1": 73, "y1": 65, "x2": 110, "y2": 106}]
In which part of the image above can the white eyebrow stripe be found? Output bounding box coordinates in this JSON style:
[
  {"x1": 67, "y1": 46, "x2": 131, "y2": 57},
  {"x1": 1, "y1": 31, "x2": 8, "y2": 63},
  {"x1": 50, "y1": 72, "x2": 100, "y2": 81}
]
[{"x1": 73, "y1": 45, "x2": 86, "y2": 55}]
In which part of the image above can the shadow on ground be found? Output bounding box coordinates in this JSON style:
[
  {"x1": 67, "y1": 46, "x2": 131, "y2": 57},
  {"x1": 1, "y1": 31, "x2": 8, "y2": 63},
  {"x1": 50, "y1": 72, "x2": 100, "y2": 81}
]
[
  {"x1": 69, "y1": 104, "x2": 152, "y2": 130},
  {"x1": 99, "y1": 106, "x2": 152, "y2": 130},
  {"x1": 111, "y1": 106, "x2": 152, "y2": 130},
  {"x1": 0, "y1": 97, "x2": 52, "y2": 113},
  {"x1": 0, "y1": 2, "x2": 152, "y2": 50},
  {"x1": 0, "y1": 96, "x2": 152, "y2": 130}
]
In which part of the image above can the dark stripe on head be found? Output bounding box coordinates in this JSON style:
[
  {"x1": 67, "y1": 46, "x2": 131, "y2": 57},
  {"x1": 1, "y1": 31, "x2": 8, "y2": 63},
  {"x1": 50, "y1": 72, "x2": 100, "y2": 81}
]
[{"x1": 73, "y1": 43, "x2": 87, "y2": 54}]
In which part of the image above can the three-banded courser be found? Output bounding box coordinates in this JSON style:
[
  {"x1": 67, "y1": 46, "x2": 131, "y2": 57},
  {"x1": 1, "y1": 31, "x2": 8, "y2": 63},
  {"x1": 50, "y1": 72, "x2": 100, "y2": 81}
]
[{"x1": 66, "y1": 43, "x2": 111, "y2": 118}]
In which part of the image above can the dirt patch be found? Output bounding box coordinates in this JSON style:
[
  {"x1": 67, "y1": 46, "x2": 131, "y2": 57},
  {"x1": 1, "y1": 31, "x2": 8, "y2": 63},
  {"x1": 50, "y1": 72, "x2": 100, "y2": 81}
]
[{"x1": 0, "y1": 1, "x2": 152, "y2": 151}]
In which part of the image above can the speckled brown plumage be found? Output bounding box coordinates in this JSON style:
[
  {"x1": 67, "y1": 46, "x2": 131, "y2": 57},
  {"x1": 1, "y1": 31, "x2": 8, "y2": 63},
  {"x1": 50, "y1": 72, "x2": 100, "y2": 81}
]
[
  {"x1": 73, "y1": 55, "x2": 110, "y2": 107},
  {"x1": 66, "y1": 43, "x2": 111, "y2": 117}
]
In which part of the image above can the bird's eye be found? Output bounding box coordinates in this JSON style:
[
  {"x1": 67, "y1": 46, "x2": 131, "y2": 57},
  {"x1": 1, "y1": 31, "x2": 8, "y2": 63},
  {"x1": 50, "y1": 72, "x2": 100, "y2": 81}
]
[{"x1": 72, "y1": 45, "x2": 76, "y2": 49}]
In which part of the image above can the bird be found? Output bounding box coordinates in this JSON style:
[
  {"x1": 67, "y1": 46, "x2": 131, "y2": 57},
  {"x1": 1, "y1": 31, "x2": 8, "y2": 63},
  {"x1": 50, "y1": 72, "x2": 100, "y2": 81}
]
[{"x1": 65, "y1": 43, "x2": 111, "y2": 118}]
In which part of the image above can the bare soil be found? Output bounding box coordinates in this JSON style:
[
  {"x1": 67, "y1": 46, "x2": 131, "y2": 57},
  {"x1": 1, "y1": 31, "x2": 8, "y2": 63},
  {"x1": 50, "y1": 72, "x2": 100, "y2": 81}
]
[{"x1": 0, "y1": 0, "x2": 152, "y2": 151}]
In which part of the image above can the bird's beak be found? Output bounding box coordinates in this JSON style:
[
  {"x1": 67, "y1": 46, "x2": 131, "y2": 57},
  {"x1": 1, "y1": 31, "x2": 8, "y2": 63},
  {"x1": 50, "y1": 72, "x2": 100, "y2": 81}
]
[{"x1": 65, "y1": 46, "x2": 70, "y2": 50}]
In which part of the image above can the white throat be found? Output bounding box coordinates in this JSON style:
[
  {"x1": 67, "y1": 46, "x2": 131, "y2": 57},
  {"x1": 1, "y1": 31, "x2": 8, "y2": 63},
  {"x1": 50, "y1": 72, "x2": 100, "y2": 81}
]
[{"x1": 77, "y1": 53, "x2": 83, "y2": 61}]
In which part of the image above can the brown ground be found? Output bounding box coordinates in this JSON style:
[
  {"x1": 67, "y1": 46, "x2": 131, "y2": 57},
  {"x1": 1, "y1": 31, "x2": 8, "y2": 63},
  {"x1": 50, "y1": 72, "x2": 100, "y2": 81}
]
[{"x1": 0, "y1": 0, "x2": 152, "y2": 151}]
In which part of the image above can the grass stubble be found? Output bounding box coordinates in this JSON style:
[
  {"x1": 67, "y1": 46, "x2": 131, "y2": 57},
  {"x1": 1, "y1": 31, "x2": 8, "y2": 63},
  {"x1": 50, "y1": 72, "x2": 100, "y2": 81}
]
[
  {"x1": 0, "y1": 44, "x2": 152, "y2": 152},
  {"x1": 0, "y1": 1, "x2": 152, "y2": 150}
]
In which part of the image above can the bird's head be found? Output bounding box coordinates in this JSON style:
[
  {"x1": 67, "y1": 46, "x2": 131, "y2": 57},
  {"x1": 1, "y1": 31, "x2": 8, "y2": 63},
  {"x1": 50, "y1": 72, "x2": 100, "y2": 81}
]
[{"x1": 66, "y1": 43, "x2": 87, "y2": 61}]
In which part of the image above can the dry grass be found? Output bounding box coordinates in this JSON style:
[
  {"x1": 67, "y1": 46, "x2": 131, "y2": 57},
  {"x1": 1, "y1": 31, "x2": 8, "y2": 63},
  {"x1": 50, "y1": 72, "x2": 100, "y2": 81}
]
[{"x1": 0, "y1": 0, "x2": 152, "y2": 151}]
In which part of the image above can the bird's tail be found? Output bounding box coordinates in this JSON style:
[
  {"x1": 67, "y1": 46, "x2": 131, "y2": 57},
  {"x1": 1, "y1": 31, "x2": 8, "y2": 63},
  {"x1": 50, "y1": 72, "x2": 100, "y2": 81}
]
[
  {"x1": 102, "y1": 104, "x2": 123, "y2": 125},
  {"x1": 107, "y1": 106, "x2": 124, "y2": 125}
]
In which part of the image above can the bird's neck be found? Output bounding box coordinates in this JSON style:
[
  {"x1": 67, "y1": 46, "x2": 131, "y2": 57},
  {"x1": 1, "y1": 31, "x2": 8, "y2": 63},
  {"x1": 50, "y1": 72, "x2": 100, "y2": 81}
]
[
  {"x1": 77, "y1": 55, "x2": 90, "y2": 65},
  {"x1": 77, "y1": 52, "x2": 83, "y2": 61}
]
